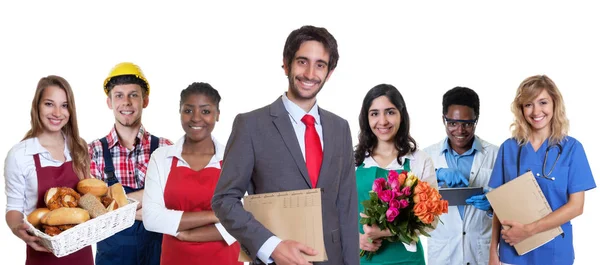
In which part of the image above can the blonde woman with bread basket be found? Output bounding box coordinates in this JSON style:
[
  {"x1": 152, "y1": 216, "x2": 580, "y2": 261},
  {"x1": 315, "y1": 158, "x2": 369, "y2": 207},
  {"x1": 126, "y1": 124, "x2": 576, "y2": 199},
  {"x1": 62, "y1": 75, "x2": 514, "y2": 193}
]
[{"x1": 4, "y1": 76, "x2": 94, "y2": 265}]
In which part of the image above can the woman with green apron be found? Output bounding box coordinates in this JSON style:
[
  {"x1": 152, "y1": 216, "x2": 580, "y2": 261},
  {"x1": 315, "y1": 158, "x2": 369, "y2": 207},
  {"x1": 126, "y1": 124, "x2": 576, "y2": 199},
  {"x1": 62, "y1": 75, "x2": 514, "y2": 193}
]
[{"x1": 354, "y1": 84, "x2": 437, "y2": 265}]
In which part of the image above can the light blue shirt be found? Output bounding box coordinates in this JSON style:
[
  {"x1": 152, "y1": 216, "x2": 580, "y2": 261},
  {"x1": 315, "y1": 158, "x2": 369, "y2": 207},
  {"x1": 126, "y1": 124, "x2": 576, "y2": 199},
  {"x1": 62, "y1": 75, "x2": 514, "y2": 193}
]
[
  {"x1": 256, "y1": 93, "x2": 324, "y2": 264},
  {"x1": 442, "y1": 137, "x2": 482, "y2": 219}
]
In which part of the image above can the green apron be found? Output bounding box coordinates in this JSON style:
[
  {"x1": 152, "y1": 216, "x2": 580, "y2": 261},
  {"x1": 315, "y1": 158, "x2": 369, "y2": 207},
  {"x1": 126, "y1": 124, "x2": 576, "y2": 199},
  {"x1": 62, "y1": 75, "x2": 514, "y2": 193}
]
[{"x1": 356, "y1": 159, "x2": 426, "y2": 265}]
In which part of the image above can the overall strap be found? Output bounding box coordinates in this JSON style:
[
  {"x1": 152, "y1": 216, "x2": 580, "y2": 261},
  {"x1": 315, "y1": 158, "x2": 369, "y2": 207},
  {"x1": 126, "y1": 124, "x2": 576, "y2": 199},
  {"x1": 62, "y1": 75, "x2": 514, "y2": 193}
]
[
  {"x1": 150, "y1": 135, "x2": 159, "y2": 154},
  {"x1": 33, "y1": 153, "x2": 42, "y2": 169},
  {"x1": 99, "y1": 137, "x2": 119, "y2": 186},
  {"x1": 171, "y1": 156, "x2": 179, "y2": 169},
  {"x1": 403, "y1": 158, "x2": 411, "y2": 172}
]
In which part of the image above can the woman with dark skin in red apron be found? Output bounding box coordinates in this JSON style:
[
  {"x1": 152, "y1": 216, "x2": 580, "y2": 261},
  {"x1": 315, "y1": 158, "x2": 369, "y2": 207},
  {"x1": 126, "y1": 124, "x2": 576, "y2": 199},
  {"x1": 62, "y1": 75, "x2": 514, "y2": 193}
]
[
  {"x1": 142, "y1": 83, "x2": 241, "y2": 265},
  {"x1": 4, "y1": 76, "x2": 93, "y2": 265}
]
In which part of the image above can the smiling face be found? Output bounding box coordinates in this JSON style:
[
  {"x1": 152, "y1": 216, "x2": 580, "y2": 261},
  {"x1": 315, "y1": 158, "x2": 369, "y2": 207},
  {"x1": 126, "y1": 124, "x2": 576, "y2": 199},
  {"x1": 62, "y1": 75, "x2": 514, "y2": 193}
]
[
  {"x1": 107, "y1": 84, "x2": 148, "y2": 128},
  {"x1": 444, "y1": 105, "x2": 477, "y2": 154},
  {"x1": 284, "y1": 40, "x2": 333, "y2": 104},
  {"x1": 523, "y1": 89, "x2": 554, "y2": 134},
  {"x1": 180, "y1": 93, "x2": 219, "y2": 143},
  {"x1": 368, "y1": 96, "x2": 401, "y2": 144},
  {"x1": 39, "y1": 85, "x2": 70, "y2": 134}
]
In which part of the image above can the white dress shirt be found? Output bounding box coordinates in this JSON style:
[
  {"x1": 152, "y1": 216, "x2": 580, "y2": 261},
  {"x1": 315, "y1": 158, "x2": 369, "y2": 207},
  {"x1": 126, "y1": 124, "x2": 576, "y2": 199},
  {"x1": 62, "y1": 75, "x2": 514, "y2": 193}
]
[
  {"x1": 362, "y1": 150, "x2": 438, "y2": 252},
  {"x1": 256, "y1": 93, "x2": 324, "y2": 264},
  {"x1": 142, "y1": 135, "x2": 235, "y2": 245},
  {"x1": 4, "y1": 137, "x2": 71, "y2": 215},
  {"x1": 282, "y1": 92, "x2": 324, "y2": 154}
]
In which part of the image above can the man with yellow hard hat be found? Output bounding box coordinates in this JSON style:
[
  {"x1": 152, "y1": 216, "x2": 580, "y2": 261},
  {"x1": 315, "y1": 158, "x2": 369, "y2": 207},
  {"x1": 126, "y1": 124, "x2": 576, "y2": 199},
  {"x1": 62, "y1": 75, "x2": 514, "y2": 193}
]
[{"x1": 88, "y1": 62, "x2": 172, "y2": 265}]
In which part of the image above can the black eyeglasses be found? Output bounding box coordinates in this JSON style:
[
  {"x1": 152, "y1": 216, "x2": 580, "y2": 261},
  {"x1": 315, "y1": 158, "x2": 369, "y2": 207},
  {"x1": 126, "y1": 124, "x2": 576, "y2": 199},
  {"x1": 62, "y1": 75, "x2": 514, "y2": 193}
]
[{"x1": 444, "y1": 117, "x2": 477, "y2": 130}]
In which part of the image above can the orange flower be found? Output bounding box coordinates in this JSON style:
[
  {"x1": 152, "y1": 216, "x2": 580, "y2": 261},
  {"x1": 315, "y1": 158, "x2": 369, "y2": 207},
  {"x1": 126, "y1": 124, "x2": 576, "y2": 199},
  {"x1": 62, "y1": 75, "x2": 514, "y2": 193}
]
[
  {"x1": 439, "y1": 200, "x2": 449, "y2": 214},
  {"x1": 418, "y1": 213, "x2": 435, "y2": 224},
  {"x1": 413, "y1": 202, "x2": 428, "y2": 217},
  {"x1": 413, "y1": 192, "x2": 429, "y2": 204},
  {"x1": 397, "y1": 172, "x2": 407, "y2": 186},
  {"x1": 425, "y1": 200, "x2": 437, "y2": 212},
  {"x1": 431, "y1": 201, "x2": 444, "y2": 216},
  {"x1": 427, "y1": 188, "x2": 442, "y2": 202},
  {"x1": 414, "y1": 181, "x2": 430, "y2": 195}
]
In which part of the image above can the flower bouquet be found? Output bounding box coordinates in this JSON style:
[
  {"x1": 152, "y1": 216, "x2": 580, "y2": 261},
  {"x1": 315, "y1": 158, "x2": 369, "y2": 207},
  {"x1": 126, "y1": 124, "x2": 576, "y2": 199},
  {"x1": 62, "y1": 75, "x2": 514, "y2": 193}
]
[{"x1": 359, "y1": 170, "x2": 448, "y2": 259}]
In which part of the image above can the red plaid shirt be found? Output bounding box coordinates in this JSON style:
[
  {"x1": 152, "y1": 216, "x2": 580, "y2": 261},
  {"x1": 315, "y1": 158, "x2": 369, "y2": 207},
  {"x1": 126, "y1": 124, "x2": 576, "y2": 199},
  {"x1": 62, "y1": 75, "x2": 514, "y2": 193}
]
[{"x1": 89, "y1": 126, "x2": 173, "y2": 189}]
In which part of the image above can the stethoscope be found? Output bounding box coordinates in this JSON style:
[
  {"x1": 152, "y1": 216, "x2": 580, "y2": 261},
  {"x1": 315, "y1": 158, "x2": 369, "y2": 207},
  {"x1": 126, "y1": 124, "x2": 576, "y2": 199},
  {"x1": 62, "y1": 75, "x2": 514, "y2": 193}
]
[{"x1": 517, "y1": 143, "x2": 563, "y2": 181}]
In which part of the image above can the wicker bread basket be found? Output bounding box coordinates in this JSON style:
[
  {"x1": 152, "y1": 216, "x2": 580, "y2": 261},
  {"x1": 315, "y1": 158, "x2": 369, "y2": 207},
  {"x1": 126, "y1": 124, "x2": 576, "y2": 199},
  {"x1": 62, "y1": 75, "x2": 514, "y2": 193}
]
[{"x1": 25, "y1": 198, "x2": 139, "y2": 257}]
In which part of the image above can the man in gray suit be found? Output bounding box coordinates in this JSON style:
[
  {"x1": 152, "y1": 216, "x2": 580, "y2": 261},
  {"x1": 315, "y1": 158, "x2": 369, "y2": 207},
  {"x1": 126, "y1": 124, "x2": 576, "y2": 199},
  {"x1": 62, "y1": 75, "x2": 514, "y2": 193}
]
[{"x1": 212, "y1": 25, "x2": 359, "y2": 265}]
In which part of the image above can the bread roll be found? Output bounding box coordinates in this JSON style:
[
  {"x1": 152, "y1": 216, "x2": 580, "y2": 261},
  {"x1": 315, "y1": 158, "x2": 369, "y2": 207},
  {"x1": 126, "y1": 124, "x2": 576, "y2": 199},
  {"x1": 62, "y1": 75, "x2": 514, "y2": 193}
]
[
  {"x1": 108, "y1": 183, "x2": 128, "y2": 207},
  {"x1": 106, "y1": 200, "x2": 118, "y2": 212},
  {"x1": 101, "y1": 196, "x2": 118, "y2": 211},
  {"x1": 27, "y1": 208, "x2": 50, "y2": 229},
  {"x1": 77, "y1": 178, "x2": 108, "y2": 196},
  {"x1": 41, "y1": 207, "x2": 90, "y2": 226},
  {"x1": 79, "y1": 193, "x2": 108, "y2": 218},
  {"x1": 44, "y1": 187, "x2": 80, "y2": 210}
]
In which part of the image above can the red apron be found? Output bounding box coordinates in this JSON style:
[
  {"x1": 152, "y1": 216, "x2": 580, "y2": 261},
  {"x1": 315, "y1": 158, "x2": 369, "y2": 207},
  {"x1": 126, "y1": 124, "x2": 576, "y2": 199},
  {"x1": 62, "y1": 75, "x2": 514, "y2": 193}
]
[
  {"x1": 161, "y1": 157, "x2": 241, "y2": 265},
  {"x1": 26, "y1": 154, "x2": 93, "y2": 265}
]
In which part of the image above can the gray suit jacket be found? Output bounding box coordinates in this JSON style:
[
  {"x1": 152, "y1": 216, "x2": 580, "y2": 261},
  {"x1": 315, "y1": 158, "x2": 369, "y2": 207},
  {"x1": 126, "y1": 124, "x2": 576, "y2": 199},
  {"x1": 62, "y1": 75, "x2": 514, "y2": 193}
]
[{"x1": 212, "y1": 97, "x2": 359, "y2": 265}]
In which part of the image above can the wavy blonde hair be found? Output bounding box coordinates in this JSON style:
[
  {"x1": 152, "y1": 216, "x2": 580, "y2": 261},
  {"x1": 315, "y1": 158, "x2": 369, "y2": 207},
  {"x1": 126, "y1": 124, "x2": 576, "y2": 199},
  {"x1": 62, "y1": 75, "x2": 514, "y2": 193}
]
[
  {"x1": 510, "y1": 75, "x2": 569, "y2": 145},
  {"x1": 23, "y1": 75, "x2": 90, "y2": 180}
]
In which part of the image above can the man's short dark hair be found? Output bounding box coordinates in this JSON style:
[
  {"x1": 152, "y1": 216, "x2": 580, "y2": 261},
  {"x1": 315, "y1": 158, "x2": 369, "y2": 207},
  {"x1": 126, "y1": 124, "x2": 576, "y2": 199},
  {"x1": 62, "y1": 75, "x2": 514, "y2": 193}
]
[
  {"x1": 283, "y1": 25, "x2": 339, "y2": 73},
  {"x1": 442, "y1": 86, "x2": 480, "y2": 119}
]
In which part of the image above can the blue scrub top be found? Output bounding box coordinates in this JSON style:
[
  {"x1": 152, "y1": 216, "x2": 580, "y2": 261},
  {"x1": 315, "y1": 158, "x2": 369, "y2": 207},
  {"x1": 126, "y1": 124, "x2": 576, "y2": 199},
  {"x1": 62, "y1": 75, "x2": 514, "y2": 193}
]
[{"x1": 489, "y1": 136, "x2": 596, "y2": 265}]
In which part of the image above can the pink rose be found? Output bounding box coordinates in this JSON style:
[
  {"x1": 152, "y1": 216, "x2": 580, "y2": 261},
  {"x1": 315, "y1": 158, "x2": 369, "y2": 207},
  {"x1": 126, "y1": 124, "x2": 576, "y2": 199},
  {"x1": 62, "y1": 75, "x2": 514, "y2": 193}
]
[
  {"x1": 401, "y1": 186, "x2": 412, "y2": 196},
  {"x1": 389, "y1": 199, "x2": 400, "y2": 209},
  {"x1": 388, "y1": 175, "x2": 400, "y2": 190},
  {"x1": 372, "y1": 178, "x2": 386, "y2": 193},
  {"x1": 386, "y1": 207, "x2": 400, "y2": 222},
  {"x1": 393, "y1": 187, "x2": 402, "y2": 197},
  {"x1": 378, "y1": 190, "x2": 394, "y2": 203},
  {"x1": 399, "y1": 199, "x2": 409, "y2": 209},
  {"x1": 388, "y1": 170, "x2": 399, "y2": 179}
]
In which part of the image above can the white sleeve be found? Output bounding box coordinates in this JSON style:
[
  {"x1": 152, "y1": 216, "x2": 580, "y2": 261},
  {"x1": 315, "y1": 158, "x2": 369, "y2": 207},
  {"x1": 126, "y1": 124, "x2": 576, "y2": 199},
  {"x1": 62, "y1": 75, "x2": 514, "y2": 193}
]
[
  {"x1": 4, "y1": 149, "x2": 25, "y2": 213},
  {"x1": 417, "y1": 150, "x2": 438, "y2": 188},
  {"x1": 215, "y1": 223, "x2": 237, "y2": 245},
  {"x1": 142, "y1": 152, "x2": 183, "y2": 236},
  {"x1": 257, "y1": 236, "x2": 282, "y2": 264}
]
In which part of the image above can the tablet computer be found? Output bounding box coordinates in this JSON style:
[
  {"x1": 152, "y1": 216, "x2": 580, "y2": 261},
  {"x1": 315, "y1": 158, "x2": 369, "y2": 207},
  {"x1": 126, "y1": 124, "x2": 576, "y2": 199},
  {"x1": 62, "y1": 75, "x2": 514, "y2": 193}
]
[{"x1": 439, "y1": 187, "x2": 484, "y2": 206}]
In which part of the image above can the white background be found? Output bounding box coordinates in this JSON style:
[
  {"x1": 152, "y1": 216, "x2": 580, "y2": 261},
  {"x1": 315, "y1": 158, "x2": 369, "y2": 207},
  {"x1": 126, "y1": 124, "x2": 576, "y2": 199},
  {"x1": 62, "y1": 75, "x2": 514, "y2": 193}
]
[{"x1": 1, "y1": 1, "x2": 598, "y2": 264}]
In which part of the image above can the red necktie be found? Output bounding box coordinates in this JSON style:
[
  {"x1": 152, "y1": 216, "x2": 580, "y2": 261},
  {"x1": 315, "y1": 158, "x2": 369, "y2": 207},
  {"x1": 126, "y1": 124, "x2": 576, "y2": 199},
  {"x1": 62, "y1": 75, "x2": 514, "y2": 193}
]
[{"x1": 301, "y1": 114, "x2": 322, "y2": 188}]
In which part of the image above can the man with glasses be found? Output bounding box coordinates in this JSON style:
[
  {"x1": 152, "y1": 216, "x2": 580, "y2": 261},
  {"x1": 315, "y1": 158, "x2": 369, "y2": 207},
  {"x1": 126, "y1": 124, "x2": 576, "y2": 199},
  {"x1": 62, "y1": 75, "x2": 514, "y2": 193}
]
[{"x1": 424, "y1": 86, "x2": 499, "y2": 265}]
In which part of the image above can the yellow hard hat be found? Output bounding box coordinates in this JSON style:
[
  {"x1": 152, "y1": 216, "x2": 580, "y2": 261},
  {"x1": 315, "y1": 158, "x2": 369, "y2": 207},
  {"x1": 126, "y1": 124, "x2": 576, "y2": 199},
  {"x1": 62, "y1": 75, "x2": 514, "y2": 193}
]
[{"x1": 103, "y1": 62, "x2": 150, "y2": 95}]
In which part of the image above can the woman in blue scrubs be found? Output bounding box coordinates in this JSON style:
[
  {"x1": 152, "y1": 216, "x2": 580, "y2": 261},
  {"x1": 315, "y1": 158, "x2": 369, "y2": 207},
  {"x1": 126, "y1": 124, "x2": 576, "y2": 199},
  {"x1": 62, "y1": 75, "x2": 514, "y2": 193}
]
[{"x1": 488, "y1": 75, "x2": 596, "y2": 265}]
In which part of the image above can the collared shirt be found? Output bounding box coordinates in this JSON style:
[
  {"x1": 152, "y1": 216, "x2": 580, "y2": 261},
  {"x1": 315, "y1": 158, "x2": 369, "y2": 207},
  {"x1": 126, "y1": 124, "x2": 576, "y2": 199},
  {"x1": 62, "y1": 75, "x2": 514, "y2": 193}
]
[
  {"x1": 88, "y1": 125, "x2": 172, "y2": 189},
  {"x1": 257, "y1": 93, "x2": 325, "y2": 264},
  {"x1": 281, "y1": 92, "x2": 324, "y2": 155},
  {"x1": 4, "y1": 136, "x2": 71, "y2": 215},
  {"x1": 441, "y1": 137, "x2": 482, "y2": 219},
  {"x1": 142, "y1": 135, "x2": 235, "y2": 245},
  {"x1": 441, "y1": 137, "x2": 482, "y2": 181},
  {"x1": 441, "y1": 137, "x2": 483, "y2": 176},
  {"x1": 362, "y1": 150, "x2": 438, "y2": 187}
]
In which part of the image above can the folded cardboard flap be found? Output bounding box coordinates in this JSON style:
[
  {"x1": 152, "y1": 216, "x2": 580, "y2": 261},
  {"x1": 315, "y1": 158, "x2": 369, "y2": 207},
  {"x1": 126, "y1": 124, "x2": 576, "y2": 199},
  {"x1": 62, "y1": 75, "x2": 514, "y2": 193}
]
[
  {"x1": 238, "y1": 188, "x2": 327, "y2": 262},
  {"x1": 486, "y1": 171, "x2": 563, "y2": 255}
]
